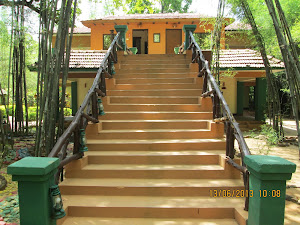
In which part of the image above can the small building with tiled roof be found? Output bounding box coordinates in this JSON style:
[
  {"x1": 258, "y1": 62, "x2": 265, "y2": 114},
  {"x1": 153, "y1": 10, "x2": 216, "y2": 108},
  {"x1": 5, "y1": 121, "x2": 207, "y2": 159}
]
[
  {"x1": 58, "y1": 13, "x2": 284, "y2": 117},
  {"x1": 225, "y1": 22, "x2": 256, "y2": 49}
]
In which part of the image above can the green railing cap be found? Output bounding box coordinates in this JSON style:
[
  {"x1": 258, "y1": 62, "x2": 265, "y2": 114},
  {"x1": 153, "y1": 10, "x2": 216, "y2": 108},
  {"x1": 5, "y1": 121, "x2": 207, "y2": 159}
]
[
  {"x1": 182, "y1": 25, "x2": 197, "y2": 33},
  {"x1": 7, "y1": 157, "x2": 60, "y2": 176},
  {"x1": 114, "y1": 25, "x2": 128, "y2": 32},
  {"x1": 244, "y1": 155, "x2": 296, "y2": 174}
]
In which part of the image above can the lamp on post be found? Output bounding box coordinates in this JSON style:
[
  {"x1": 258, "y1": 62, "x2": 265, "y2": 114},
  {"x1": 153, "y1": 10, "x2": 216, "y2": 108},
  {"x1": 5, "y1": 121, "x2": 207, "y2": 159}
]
[
  {"x1": 98, "y1": 98, "x2": 106, "y2": 116},
  {"x1": 79, "y1": 129, "x2": 88, "y2": 152},
  {"x1": 50, "y1": 185, "x2": 66, "y2": 219}
]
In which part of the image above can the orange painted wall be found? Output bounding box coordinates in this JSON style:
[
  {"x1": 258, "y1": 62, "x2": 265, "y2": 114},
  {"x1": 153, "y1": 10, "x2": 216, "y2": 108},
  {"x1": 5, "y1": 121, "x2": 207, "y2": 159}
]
[
  {"x1": 71, "y1": 35, "x2": 90, "y2": 49},
  {"x1": 90, "y1": 21, "x2": 219, "y2": 54},
  {"x1": 52, "y1": 35, "x2": 91, "y2": 50}
]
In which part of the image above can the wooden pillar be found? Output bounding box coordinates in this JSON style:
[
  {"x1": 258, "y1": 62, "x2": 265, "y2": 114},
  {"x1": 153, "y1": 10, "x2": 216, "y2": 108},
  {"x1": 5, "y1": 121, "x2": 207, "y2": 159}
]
[
  {"x1": 237, "y1": 81, "x2": 244, "y2": 116},
  {"x1": 71, "y1": 82, "x2": 78, "y2": 116}
]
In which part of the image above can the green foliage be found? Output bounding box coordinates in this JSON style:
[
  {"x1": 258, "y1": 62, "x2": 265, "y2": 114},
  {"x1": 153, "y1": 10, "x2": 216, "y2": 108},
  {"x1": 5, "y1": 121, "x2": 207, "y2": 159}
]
[
  {"x1": 0, "y1": 106, "x2": 72, "y2": 121},
  {"x1": 260, "y1": 124, "x2": 281, "y2": 145},
  {"x1": 103, "y1": 34, "x2": 112, "y2": 50},
  {"x1": 0, "y1": 13, "x2": 11, "y2": 90},
  {"x1": 126, "y1": 0, "x2": 155, "y2": 14},
  {"x1": 221, "y1": 68, "x2": 238, "y2": 77},
  {"x1": 0, "y1": 8, "x2": 38, "y2": 107},
  {"x1": 226, "y1": 0, "x2": 300, "y2": 59},
  {"x1": 64, "y1": 108, "x2": 72, "y2": 116},
  {"x1": 160, "y1": 0, "x2": 192, "y2": 13},
  {"x1": 102, "y1": 0, "x2": 193, "y2": 14},
  {"x1": 193, "y1": 32, "x2": 211, "y2": 50}
]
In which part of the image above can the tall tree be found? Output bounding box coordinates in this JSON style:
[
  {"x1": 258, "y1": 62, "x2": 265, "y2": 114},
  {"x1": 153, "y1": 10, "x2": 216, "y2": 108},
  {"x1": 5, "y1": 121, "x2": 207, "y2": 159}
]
[
  {"x1": 160, "y1": 0, "x2": 192, "y2": 13},
  {"x1": 35, "y1": 0, "x2": 78, "y2": 156},
  {"x1": 126, "y1": 0, "x2": 155, "y2": 14},
  {"x1": 264, "y1": 0, "x2": 300, "y2": 158},
  {"x1": 107, "y1": 0, "x2": 193, "y2": 14},
  {"x1": 231, "y1": 0, "x2": 283, "y2": 135},
  {"x1": 226, "y1": 0, "x2": 300, "y2": 59}
]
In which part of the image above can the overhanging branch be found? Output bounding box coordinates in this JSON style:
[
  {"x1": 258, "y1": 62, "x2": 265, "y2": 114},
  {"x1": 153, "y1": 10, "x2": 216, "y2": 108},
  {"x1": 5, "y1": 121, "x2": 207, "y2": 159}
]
[{"x1": 0, "y1": 0, "x2": 40, "y2": 14}]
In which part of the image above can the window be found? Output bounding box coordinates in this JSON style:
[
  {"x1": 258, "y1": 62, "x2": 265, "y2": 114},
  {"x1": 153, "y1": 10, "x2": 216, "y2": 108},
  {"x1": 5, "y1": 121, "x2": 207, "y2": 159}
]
[
  {"x1": 153, "y1": 33, "x2": 160, "y2": 43},
  {"x1": 193, "y1": 33, "x2": 211, "y2": 49},
  {"x1": 103, "y1": 34, "x2": 115, "y2": 50}
]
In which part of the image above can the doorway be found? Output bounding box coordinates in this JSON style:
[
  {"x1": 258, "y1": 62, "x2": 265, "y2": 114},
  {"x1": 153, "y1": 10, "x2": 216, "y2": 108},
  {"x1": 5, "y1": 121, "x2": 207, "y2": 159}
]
[
  {"x1": 132, "y1": 29, "x2": 148, "y2": 54},
  {"x1": 166, "y1": 29, "x2": 182, "y2": 54}
]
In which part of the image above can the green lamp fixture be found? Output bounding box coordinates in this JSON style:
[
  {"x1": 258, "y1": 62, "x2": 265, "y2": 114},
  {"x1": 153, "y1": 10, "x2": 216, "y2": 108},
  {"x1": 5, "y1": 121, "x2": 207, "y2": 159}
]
[
  {"x1": 98, "y1": 98, "x2": 106, "y2": 116},
  {"x1": 111, "y1": 61, "x2": 116, "y2": 75},
  {"x1": 79, "y1": 129, "x2": 88, "y2": 152},
  {"x1": 50, "y1": 185, "x2": 66, "y2": 219}
]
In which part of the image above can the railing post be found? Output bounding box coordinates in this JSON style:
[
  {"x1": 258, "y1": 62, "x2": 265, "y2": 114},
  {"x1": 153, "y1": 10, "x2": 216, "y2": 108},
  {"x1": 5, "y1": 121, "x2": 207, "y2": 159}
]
[
  {"x1": 212, "y1": 94, "x2": 220, "y2": 119},
  {"x1": 244, "y1": 155, "x2": 296, "y2": 225},
  {"x1": 100, "y1": 71, "x2": 107, "y2": 96},
  {"x1": 73, "y1": 126, "x2": 80, "y2": 154},
  {"x1": 202, "y1": 72, "x2": 208, "y2": 94},
  {"x1": 7, "y1": 157, "x2": 64, "y2": 225},
  {"x1": 92, "y1": 92, "x2": 98, "y2": 119},
  {"x1": 182, "y1": 25, "x2": 196, "y2": 50},
  {"x1": 226, "y1": 122, "x2": 235, "y2": 159},
  {"x1": 114, "y1": 25, "x2": 128, "y2": 50}
]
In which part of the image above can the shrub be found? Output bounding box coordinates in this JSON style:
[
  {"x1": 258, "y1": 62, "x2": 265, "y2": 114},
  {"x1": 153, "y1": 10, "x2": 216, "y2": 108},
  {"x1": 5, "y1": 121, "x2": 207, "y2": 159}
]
[
  {"x1": 260, "y1": 124, "x2": 280, "y2": 145},
  {"x1": 64, "y1": 108, "x2": 72, "y2": 116}
]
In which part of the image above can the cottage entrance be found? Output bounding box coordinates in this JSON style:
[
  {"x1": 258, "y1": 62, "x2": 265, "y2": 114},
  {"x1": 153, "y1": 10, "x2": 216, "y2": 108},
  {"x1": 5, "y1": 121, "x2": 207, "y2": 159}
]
[
  {"x1": 166, "y1": 29, "x2": 182, "y2": 54},
  {"x1": 132, "y1": 29, "x2": 148, "y2": 54}
]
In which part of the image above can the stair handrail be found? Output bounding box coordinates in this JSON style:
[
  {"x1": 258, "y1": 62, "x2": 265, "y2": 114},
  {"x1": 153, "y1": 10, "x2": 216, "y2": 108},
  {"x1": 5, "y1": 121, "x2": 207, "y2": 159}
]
[
  {"x1": 48, "y1": 32, "x2": 121, "y2": 181},
  {"x1": 188, "y1": 31, "x2": 251, "y2": 210}
]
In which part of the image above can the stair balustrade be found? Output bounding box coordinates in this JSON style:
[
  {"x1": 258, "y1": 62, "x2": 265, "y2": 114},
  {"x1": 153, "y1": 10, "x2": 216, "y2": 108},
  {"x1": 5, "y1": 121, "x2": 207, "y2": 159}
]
[
  {"x1": 48, "y1": 32, "x2": 122, "y2": 183},
  {"x1": 188, "y1": 30, "x2": 251, "y2": 210}
]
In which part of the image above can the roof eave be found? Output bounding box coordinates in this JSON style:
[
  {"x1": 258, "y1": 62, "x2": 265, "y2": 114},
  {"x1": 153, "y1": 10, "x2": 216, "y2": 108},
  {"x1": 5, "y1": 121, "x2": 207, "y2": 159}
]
[{"x1": 82, "y1": 17, "x2": 233, "y2": 27}]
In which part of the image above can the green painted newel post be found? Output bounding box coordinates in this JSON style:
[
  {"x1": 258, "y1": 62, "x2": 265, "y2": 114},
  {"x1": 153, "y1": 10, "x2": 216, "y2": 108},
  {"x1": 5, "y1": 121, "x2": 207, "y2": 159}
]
[
  {"x1": 244, "y1": 155, "x2": 296, "y2": 225},
  {"x1": 114, "y1": 25, "x2": 128, "y2": 50},
  {"x1": 7, "y1": 157, "x2": 64, "y2": 225},
  {"x1": 183, "y1": 25, "x2": 197, "y2": 50}
]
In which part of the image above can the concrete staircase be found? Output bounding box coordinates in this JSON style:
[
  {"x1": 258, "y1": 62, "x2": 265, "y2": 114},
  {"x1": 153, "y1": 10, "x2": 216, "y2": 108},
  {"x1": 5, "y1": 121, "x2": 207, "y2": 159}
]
[{"x1": 58, "y1": 53, "x2": 248, "y2": 225}]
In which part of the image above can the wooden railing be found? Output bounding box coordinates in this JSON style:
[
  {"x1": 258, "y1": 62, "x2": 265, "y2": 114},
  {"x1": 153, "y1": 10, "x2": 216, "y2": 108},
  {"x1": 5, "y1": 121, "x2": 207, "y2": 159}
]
[
  {"x1": 188, "y1": 31, "x2": 251, "y2": 210},
  {"x1": 48, "y1": 32, "x2": 121, "y2": 182}
]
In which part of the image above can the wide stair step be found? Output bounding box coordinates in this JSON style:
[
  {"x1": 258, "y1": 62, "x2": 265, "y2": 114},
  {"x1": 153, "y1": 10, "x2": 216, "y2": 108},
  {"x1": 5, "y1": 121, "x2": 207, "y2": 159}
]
[
  {"x1": 115, "y1": 78, "x2": 196, "y2": 84},
  {"x1": 107, "y1": 83, "x2": 201, "y2": 90},
  {"x1": 107, "y1": 89, "x2": 202, "y2": 96},
  {"x1": 91, "y1": 128, "x2": 223, "y2": 139},
  {"x1": 60, "y1": 178, "x2": 244, "y2": 196},
  {"x1": 114, "y1": 72, "x2": 197, "y2": 78},
  {"x1": 100, "y1": 120, "x2": 209, "y2": 129},
  {"x1": 61, "y1": 195, "x2": 246, "y2": 222},
  {"x1": 62, "y1": 217, "x2": 239, "y2": 225},
  {"x1": 99, "y1": 112, "x2": 213, "y2": 120},
  {"x1": 108, "y1": 96, "x2": 200, "y2": 104},
  {"x1": 86, "y1": 139, "x2": 226, "y2": 151},
  {"x1": 120, "y1": 63, "x2": 189, "y2": 69},
  {"x1": 59, "y1": 53, "x2": 247, "y2": 225}
]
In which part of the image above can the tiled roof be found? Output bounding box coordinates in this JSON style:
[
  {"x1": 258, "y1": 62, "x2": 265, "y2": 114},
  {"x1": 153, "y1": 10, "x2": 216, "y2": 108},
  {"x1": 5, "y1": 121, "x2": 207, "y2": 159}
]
[
  {"x1": 219, "y1": 49, "x2": 284, "y2": 69},
  {"x1": 225, "y1": 22, "x2": 252, "y2": 31},
  {"x1": 54, "y1": 27, "x2": 91, "y2": 34},
  {"x1": 73, "y1": 27, "x2": 91, "y2": 33},
  {"x1": 69, "y1": 50, "x2": 107, "y2": 69},
  {"x1": 83, "y1": 13, "x2": 211, "y2": 23},
  {"x1": 68, "y1": 49, "x2": 284, "y2": 70}
]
